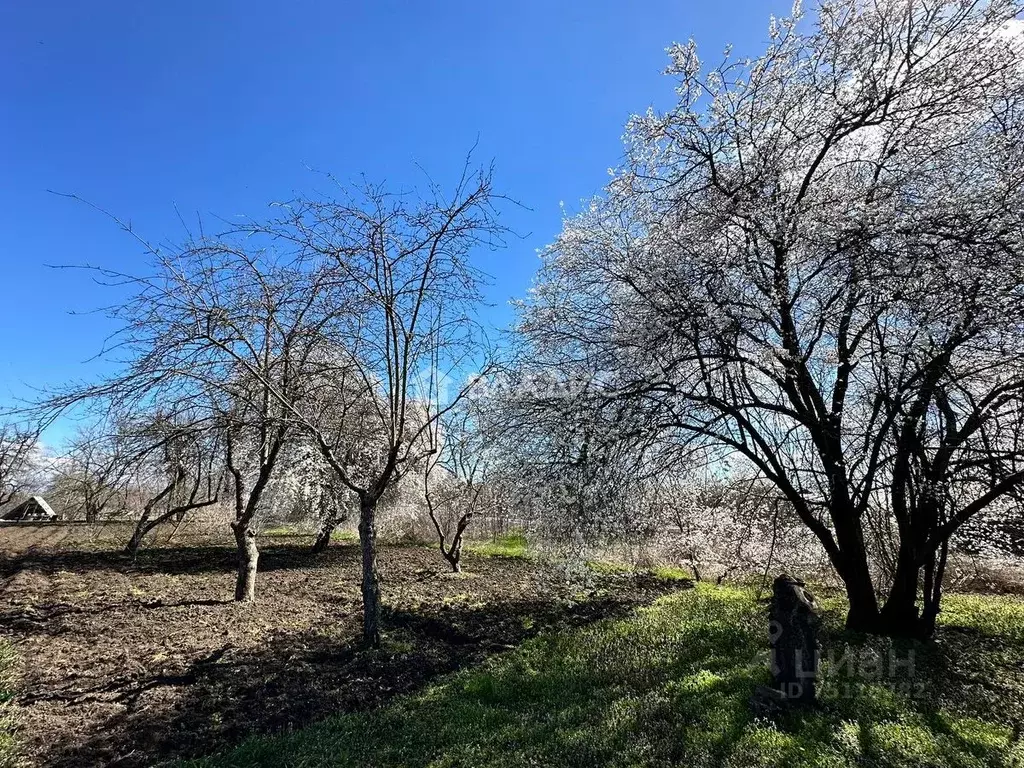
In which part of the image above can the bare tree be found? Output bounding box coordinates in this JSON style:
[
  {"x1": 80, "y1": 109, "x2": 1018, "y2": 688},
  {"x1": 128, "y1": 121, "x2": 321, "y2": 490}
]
[
  {"x1": 520, "y1": 0, "x2": 1024, "y2": 636},
  {"x1": 423, "y1": 409, "x2": 488, "y2": 572},
  {"x1": 49, "y1": 157, "x2": 503, "y2": 632},
  {"x1": 52, "y1": 425, "x2": 131, "y2": 523},
  {"x1": 239, "y1": 161, "x2": 505, "y2": 645},
  {"x1": 309, "y1": 475, "x2": 354, "y2": 554},
  {"x1": 43, "y1": 206, "x2": 337, "y2": 602},
  {"x1": 0, "y1": 422, "x2": 39, "y2": 509},
  {"x1": 125, "y1": 415, "x2": 224, "y2": 556}
]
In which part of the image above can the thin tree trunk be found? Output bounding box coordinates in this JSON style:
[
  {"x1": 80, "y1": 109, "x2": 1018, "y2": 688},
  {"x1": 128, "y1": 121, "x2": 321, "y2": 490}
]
[
  {"x1": 233, "y1": 523, "x2": 259, "y2": 603},
  {"x1": 445, "y1": 514, "x2": 472, "y2": 573},
  {"x1": 442, "y1": 545, "x2": 461, "y2": 573},
  {"x1": 126, "y1": 472, "x2": 180, "y2": 557},
  {"x1": 127, "y1": 504, "x2": 209, "y2": 557},
  {"x1": 125, "y1": 523, "x2": 147, "y2": 557},
  {"x1": 311, "y1": 516, "x2": 338, "y2": 554},
  {"x1": 919, "y1": 539, "x2": 948, "y2": 638},
  {"x1": 358, "y1": 495, "x2": 381, "y2": 647}
]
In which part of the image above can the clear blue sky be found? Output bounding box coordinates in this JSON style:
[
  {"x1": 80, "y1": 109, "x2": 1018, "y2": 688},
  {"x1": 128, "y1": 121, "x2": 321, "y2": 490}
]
[{"x1": 1, "y1": 0, "x2": 786, "y2": 436}]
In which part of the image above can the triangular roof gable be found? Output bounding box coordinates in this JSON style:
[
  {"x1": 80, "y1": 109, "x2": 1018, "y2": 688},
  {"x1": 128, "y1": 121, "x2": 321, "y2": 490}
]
[
  {"x1": 2, "y1": 496, "x2": 57, "y2": 520},
  {"x1": 28, "y1": 496, "x2": 56, "y2": 517}
]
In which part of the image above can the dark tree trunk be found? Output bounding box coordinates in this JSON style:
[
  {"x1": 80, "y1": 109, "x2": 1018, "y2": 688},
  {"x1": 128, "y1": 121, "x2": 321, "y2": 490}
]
[
  {"x1": 358, "y1": 496, "x2": 381, "y2": 647},
  {"x1": 876, "y1": 541, "x2": 924, "y2": 637},
  {"x1": 311, "y1": 516, "x2": 338, "y2": 554},
  {"x1": 432, "y1": 512, "x2": 472, "y2": 574},
  {"x1": 125, "y1": 480, "x2": 173, "y2": 557},
  {"x1": 443, "y1": 549, "x2": 462, "y2": 573},
  {"x1": 919, "y1": 540, "x2": 948, "y2": 638},
  {"x1": 125, "y1": 510, "x2": 180, "y2": 558},
  {"x1": 874, "y1": 538, "x2": 949, "y2": 640},
  {"x1": 127, "y1": 476, "x2": 217, "y2": 559},
  {"x1": 445, "y1": 515, "x2": 471, "y2": 573},
  {"x1": 125, "y1": 523, "x2": 147, "y2": 557},
  {"x1": 832, "y1": 512, "x2": 881, "y2": 633},
  {"x1": 233, "y1": 523, "x2": 259, "y2": 603}
]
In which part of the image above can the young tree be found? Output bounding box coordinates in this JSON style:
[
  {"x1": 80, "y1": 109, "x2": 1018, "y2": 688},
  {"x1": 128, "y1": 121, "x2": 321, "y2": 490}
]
[
  {"x1": 422, "y1": 409, "x2": 488, "y2": 572},
  {"x1": 521, "y1": 0, "x2": 1024, "y2": 636},
  {"x1": 242, "y1": 163, "x2": 505, "y2": 645},
  {"x1": 309, "y1": 474, "x2": 354, "y2": 554}
]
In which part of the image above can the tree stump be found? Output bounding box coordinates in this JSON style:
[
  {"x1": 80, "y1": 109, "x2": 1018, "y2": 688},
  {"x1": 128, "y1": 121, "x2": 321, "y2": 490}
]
[
  {"x1": 770, "y1": 572, "x2": 819, "y2": 702},
  {"x1": 752, "y1": 573, "x2": 819, "y2": 715}
]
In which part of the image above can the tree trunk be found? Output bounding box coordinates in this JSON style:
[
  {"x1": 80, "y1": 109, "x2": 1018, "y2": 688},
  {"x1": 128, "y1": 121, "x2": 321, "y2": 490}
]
[
  {"x1": 233, "y1": 523, "x2": 259, "y2": 603},
  {"x1": 444, "y1": 551, "x2": 462, "y2": 573},
  {"x1": 311, "y1": 516, "x2": 337, "y2": 555},
  {"x1": 919, "y1": 540, "x2": 948, "y2": 638},
  {"x1": 446, "y1": 519, "x2": 470, "y2": 573},
  {"x1": 830, "y1": 503, "x2": 881, "y2": 633},
  {"x1": 125, "y1": 523, "x2": 147, "y2": 557},
  {"x1": 358, "y1": 496, "x2": 382, "y2": 647},
  {"x1": 840, "y1": 554, "x2": 882, "y2": 633},
  {"x1": 876, "y1": 542, "x2": 924, "y2": 637}
]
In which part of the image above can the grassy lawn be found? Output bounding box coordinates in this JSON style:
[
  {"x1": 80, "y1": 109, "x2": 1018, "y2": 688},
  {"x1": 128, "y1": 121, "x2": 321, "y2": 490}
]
[
  {"x1": 465, "y1": 531, "x2": 530, "y2": 559},
  {"x1": 192, "y1": 584, "x2": 1024, "y2": 767}
]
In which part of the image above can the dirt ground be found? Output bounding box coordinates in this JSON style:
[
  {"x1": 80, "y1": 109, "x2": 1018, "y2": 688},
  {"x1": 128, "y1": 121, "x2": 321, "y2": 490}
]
[{"x1": 0, "y1": 530, "x2": 686, "y2": 767}]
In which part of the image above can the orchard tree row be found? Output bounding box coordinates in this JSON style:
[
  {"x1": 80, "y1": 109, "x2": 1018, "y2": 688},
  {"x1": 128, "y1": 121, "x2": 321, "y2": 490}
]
[{"x1": 3, "y1": 0, "x2": 1024, "y2": 643}]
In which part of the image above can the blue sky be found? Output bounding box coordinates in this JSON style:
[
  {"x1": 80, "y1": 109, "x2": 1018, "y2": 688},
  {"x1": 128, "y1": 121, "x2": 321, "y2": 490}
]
[{"x1": 1, "y1": 1, "x2": 786, "y2": 437}]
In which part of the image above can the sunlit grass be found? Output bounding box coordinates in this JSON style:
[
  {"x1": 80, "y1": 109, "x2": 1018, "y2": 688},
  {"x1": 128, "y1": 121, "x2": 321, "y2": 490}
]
[
  {"x1": 466, "y1": 531, "x2": 529, "y2": 559},
  {"x1": 584, "y1": 561, "x2": 691, "y2": 582},
  {"x1": 651, "y1": 564, "x2": 692, "y2": 582},
  {"x1": 191, "y1": 585, "x2": 1024, "y2": 767}
]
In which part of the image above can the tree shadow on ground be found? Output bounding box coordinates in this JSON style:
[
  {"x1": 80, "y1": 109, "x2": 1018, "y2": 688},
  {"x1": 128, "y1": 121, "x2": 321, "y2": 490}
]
[
  {"x1": 190, "y1": 587, "x2": 1024, "y2": 768},
  {"x1": 34, "y1": 573, "x2": 690, "y2": 767},
  {"x1": 0, "y1": 542, "x2": 358, "y2": 580}
]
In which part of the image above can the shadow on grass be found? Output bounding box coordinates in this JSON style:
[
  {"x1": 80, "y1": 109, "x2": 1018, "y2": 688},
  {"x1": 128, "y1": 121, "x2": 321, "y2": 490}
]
[{"x1": 190, "y1": 585, "x2": 1024, "y2": 768}]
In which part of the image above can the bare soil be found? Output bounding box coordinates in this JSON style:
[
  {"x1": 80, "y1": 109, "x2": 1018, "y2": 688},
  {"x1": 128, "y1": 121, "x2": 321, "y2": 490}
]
[{"x1": 0, "y1": 531, "x2": 686, "y2": 767}]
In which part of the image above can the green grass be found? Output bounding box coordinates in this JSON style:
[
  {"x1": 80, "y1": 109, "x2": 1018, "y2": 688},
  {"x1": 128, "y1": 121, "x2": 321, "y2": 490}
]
[
  {"x1": 651, "y1": 564, "x2": 692, "y2": 582},
  {"x1": 190, "y1": 585, "x2": 1024, "y2": 767},
  {"x1": 466, "y1": 531, "x2": 529, "y2": 559},
  {"x1": 0, "y1": 642, "x2": 18, "y2": 768}
]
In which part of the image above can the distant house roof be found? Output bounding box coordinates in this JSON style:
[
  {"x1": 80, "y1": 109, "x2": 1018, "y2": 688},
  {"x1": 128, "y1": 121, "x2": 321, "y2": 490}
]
[{"x1": 1, "y1": 496, "x2": 57, "y2": 522}]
